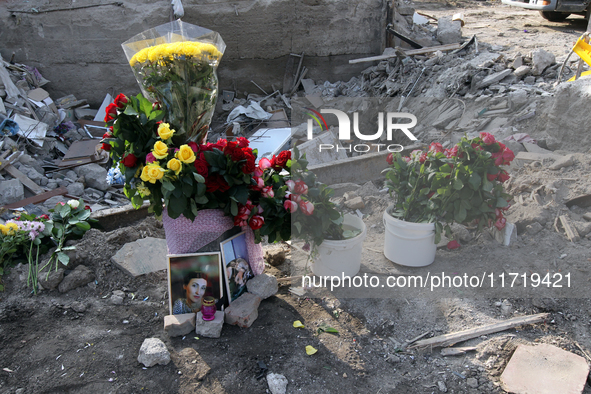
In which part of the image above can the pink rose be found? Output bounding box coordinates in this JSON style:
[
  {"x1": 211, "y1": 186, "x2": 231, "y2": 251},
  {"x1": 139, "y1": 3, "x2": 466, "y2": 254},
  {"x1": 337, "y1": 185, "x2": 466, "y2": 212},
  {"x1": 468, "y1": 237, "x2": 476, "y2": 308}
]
[
  {"x1": 428, "y1": 142, "x2": 444, "y2": 153},
  {"x1": 386, "y1": 153, "x2": 393, "y2": 165},
  {"x1": 259, "y1": 157, "x2": 272, "y2": 170},
  {"x1": 249, "y1": 215, "x2": 264, "y2": 230},
  {"x1": 262, "y1": 186, "x2": 274, "y2": 198},
  {"x1": 494, "y1": 217, "x2": 507, "y2": 231},
  {"x1": 284, "y1": 200, "x2": 298, "y2": 213},
  {"x1": 285, "y1": 180, "x2": 296, "y2": 192},
  {"x1": 299, "y1": 200, "x2": 314, "y2": 216},
  {"x1": 146, "y1": 152, "x2": 156, "y2": 163},
  {"x1": 294, "y1": 180, "x2": 308, "y2": 195},
  {"x1": 480, "y1": 132, "x2": 496, "y2": 145}
]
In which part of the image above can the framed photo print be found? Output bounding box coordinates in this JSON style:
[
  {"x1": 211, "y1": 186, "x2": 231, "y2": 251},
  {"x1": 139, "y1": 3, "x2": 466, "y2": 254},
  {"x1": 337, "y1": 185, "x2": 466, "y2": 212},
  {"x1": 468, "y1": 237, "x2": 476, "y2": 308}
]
[
  {"x1": 220, "y1": 232, "x2": 254, "y2": 304},
  {"x1": 167, "y1": 252, "x2": 223, "y2": 315}
]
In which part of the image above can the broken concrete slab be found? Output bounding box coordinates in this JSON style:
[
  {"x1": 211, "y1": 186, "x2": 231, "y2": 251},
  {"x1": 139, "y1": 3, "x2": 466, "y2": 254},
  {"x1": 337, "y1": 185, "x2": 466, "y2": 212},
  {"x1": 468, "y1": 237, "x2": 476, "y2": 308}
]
[
  {"x1": 111, "y1": 237, "x2": 168, "y2": 277},
  {"x1": 195, "y1": 311, "x2": 224, "y2": 338},
  {"x1": 246, "y1": 273, "x2": 278, "y2": 300},
  {"x1": 548, "y1": 154, "x2": 575, "y2": 170},
  {"x1": 224, "y1": 292, "x2": 261, "y2": 328},
  {"x1": 74, "y1": 163, "x2": 109, "y2": 191},
  {"x1": 137, "y1": 338, "x2": 171, "y2": 367},
  {"x1": 436, "y1": 16, "x2": 462, "y2": 45},
  {"x1": 500, "y1": 343, "x2": 589, "y2": 394},
  {"x1": 478, "y1": 69, "x2": 512, "y2": 89},
  {"x1": 164, "y1": 313, "x2": 196, "y2": 337},
  {"x1": 531, "y1": 48, "x2": 555, "y2": 76},
  {"x1": 0, "y1": 178, "x2": 25, "y2": 206},
  {"x1": 514, "y1": 65, "x2": 531, "y2": 78}
]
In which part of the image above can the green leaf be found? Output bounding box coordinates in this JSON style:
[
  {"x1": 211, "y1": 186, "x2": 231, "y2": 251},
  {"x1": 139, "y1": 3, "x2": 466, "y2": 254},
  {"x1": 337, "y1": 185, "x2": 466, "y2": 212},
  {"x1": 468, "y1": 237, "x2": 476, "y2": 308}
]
[
  {"x1": 193, "y1": 173, "x2": 205, "y2": 183},
  {"x1": 468, "y1": 173, "x2": 481, "y2": 190},
  {"x1": 57, "y1": 252, "x2": 70, "y2": 266},
  {"x1": 230, "y1": 200, "x2": 238, "y2": 217},
  {"x1": 317, "y1": 323, "x2": 339, "y2": 334},
  {"x1": 453, "y1": 179, "x2": 464, "y2": 190},
  {"x1": 456, "y1": 206, "x2": 467, "y2": 223},
  {"x1": 162, "y1": 180, "x2": 175, "y2": 191},
  {"x1": 496, "y1": 198, "x2": 508, "y2": 208},
  {"x1": 75, "y1": 222, "x2": 91, "y2": 231}
]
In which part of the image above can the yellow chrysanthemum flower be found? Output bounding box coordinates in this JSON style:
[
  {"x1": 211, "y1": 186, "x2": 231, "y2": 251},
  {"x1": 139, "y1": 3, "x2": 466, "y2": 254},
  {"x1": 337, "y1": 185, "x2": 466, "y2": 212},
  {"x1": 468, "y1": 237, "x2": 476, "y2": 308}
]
[
  {"x1": 6, "y1": 222, "x2": 19, "y2": 235},
  {"x1": 128, "y1": 41, "x2": 222, "y2": 66},
  {"x1": 136, "y1": 182, "x2": 151, "y2": 197}
]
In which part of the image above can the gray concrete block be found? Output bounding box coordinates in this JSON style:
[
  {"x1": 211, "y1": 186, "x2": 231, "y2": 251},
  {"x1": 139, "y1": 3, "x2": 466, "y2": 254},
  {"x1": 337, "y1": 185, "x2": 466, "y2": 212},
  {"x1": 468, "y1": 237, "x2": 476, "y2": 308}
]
[
  {"x1": 224, "y1": 292, "x2": 261, "y2": 328},
  {"x1": 164, "y1": 313, "x2": 196, "y2": 337},
  {"x1": 195, "y1": 311, "x2": 224, "y2": 338},
  {"x1": 246, "y1": 273, "x2": 278, "y2": 300}
]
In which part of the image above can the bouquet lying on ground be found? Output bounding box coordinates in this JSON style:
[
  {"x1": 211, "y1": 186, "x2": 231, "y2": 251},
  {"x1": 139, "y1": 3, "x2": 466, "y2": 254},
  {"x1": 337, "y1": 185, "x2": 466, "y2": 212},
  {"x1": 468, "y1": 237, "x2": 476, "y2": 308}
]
[{"x1": 384, "y1": 132, "x2": 515, "y2": 244}]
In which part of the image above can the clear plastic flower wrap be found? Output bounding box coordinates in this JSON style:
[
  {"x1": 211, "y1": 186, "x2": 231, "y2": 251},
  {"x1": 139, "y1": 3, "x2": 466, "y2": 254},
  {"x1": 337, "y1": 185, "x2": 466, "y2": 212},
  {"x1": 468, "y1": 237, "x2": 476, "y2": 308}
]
[{"x1": 122, "y1": 20, "x2": 226, "y2": 144}]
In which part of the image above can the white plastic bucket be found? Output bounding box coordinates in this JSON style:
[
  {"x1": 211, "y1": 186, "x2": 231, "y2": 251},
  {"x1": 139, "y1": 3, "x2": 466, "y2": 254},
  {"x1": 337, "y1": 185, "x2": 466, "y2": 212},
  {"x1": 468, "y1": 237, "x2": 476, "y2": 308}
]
[
  {"x1": 311, "y1": 214, "x2": 367, "y2": 277},
  {"x1": 383, "y1": 205, "x2": 436, "y2": 267}
]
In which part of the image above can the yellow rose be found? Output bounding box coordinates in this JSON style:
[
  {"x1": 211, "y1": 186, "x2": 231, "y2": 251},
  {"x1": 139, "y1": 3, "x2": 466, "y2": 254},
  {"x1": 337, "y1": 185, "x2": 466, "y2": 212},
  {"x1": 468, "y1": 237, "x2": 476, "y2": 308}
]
[
  {"x1": 167, "y1": 158, "x2": 182, "y2": 175},
  {"x1": 0, "y1": 224, "x2": 8, "y2": 236},
  {"x1": 6, "y1": 222, "x2": 18, "y2": 234},
  {"x1": 157, "y1": 123, "x2": 175, "y2": 140},
  {"x1": 140, "y1": 163, "x2": 165, "y2": 184},
  {"x1": 176, "y1": 145, "x2": 196, "y2": 164},
  {"x1": 152, "y1": 141, "x2": 169, "y2": 160}
]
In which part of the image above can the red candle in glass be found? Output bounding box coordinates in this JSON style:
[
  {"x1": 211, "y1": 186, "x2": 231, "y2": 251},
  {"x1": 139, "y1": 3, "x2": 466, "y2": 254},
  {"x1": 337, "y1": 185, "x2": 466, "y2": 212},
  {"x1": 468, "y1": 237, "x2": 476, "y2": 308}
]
[{"x1": 201, "y1": 296, "x2": 216, "y2": 321}]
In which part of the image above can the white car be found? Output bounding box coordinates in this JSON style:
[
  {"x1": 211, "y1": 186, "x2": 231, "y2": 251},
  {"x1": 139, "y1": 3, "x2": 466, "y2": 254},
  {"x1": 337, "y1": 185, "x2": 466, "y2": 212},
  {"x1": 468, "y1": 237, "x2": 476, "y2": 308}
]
[{"x1": 501, "y1": 0, "x2": 590, "y2": 22}]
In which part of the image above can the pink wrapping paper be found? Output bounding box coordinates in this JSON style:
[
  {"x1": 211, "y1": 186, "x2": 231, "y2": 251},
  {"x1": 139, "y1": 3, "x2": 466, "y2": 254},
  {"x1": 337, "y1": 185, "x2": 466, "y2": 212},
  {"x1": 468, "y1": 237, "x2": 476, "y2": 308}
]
[{"x1": 162, "y1": 209, "x2": 264, "y2": 275}]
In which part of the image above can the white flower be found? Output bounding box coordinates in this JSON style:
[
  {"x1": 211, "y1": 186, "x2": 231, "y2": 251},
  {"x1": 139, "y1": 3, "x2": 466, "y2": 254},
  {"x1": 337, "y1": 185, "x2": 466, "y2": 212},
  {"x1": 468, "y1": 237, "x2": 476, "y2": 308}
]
[{"x1": 67, "y1": 200, "x2": 80, "y2": 209}]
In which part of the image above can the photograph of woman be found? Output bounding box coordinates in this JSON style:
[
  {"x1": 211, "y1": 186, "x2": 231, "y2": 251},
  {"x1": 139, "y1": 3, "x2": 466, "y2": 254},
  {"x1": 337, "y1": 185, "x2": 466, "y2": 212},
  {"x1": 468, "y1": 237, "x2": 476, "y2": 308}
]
[
  {"x1": 220, "y1": 232, "x2": 253, "y2": 304},
  {"x1": 173, "y1": 272, "x2": 208, "y2": 314},
  {"x1": 167, "y1": 252, "x2": 223, "y2": 315}
]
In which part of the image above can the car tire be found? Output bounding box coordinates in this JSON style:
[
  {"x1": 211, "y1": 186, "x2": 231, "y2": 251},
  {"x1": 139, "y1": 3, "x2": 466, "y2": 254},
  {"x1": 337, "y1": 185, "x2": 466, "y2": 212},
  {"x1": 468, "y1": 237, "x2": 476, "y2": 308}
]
[{"x1": 539, "y1": 11, "x2": 571, "y2": 21}]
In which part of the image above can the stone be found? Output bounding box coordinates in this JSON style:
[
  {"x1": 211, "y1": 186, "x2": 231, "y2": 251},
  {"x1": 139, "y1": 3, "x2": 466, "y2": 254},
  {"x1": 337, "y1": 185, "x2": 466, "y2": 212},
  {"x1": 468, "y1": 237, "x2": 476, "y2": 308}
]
[
  {"x1": 512, "y1": 55, "x2": 523, "y2": 69},
  {"x1": 74, "y1": 163, "x2": 109, "y2": 191},
  {"x1": 246, "y1": 273, "x2": 278, "y2": 299},
  {"x1": 21, "y1": 166, "x2": 44, "y2": 185},
  {"x1": 478, "y1": 69, "x2": 512, "y2": 89},
  {"x1": 466, "y1": 377, "x2": 478, "y2": 388},
  {"x1": 343, "y1": 191, "x2": 359, "y2": 201},
  {"x1": 357, "y1": 181, "x2": 380, "y2": 197},
  {"x1": 548, "y1": 154, "x2": 575, "y2": 170},
  {"x1": 267, "y1": 373, "x2": 289, "y2": 394},
  {"x1": 500, "y1": 344, "x2": 589, "y2": 394},
  {"x1": 450, "y1": 223, "x2": 472, "y2": 243},
  {"x1": 70, "y1": 301, "x2": 87, "y2": 313},
  {"x1": 513, "y1": 65, "x2": 531, "y2": 78},
  {"x1": 110, "y1": 294, "x2": 124, "y2": 305},
  {"x1": 195, "y1": 311, "x2": 224, "y2": 338},
  {"x1": 526, "y1": 222, "x2": 543, "y2": 235},
  {"x1": 58, "y1": 264, "x2": 95, "y2": 293},
  {"x1": 437, "y1": 380, "x2": 448, "y2": 392},
  {"x1": 224, "y1": 292, "x2": 262, "y2": 328},
  {"x1": 43, "y1": 195, "x2": 68, "y2": 209},
  {"x1": 137, "y1": 338, "x2": 171, "y2": 367},
  {"x1": 500, "y1": 299, "x2": 513, "y2": 316},
  {"x1": 164, "y1": 313, "x2": 196, "y2": 337},
  {"x1": 524, "y1": 76, "x2": 536, "y2": 85},
  {"x1": 345, "y1": 196, "x2": 365, "y2": 210},
  {"x1": 531, "y1": 48, "x2": 555, "y2": 76},
  {"x1": 38, "y1": 268, "x2": 64, "y2": 291},
  {"x1": 583, "y1": 212, "x2": 591, "y2": 221},
  {"x1": 67, "y1": 182, "x2": 85, "y2": 196},
  {"x1": 0, "y1": 178, "x2": 24, "y2": 205},
  {"x1": 574, "y1": 221, "x2": 591, "y2": 236},
  {"x1": 329, "y1": 182, "x2": 361, "y2": 197},
  {"x1": 18, "y1": 154, "x2": 44, "y2": 174},
  {"x1": 111, "y1": 237, "x2": 168, "y2": 277},
  {"x1": 436, "y1": 16, "x2": 462, "y2": 45}
]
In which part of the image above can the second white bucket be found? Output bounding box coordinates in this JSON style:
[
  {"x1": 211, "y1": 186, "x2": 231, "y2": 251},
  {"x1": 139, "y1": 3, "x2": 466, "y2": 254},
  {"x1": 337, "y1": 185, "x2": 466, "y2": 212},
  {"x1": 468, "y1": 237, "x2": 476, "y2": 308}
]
[
  {"x1": 383, "y1": 205, "x2": 436, "y2": 267},
  {"x1": 311, "y1": 214, "x2": 367, "y2": 277}
]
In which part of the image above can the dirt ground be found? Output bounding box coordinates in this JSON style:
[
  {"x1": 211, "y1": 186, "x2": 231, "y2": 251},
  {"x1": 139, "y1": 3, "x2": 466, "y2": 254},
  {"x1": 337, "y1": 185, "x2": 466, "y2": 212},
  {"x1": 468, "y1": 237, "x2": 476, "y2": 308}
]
[{"x1": 3, "y1": 1, "x2": 591, "y2": 393}]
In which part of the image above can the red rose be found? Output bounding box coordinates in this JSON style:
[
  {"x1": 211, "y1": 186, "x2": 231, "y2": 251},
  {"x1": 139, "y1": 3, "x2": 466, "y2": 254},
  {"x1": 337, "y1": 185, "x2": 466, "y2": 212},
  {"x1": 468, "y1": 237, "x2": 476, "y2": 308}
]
[
  {"x1": 447, "y1": 240, "x2": 461, "y2": 250},
  {"x1": 299, "y1": 200, "x2": 315, "y2": 216},
  {"x1": 236, "y1": 137, "x2": 250, "y2": 148},
  {"x1": 39, "y1": 214, "x2": 49, "y2": 220},
  {"x1": 241, "y1": 153, "x2": 256, "y2": 174},
  {"x1": 386, "y1": 153, "x2": 394, "y2": 165},
  {"x1": 103, "y1": 132, "x2": 112, "y2": 139},
  {"x1": 104, "y1": 103, "x2": 118, "y2": 122},
  {"x1": 248, "y1": 215, "x2": 264, "y2": 230},
  {"x1": 231, "y1": 147, "x2": 245, "y2": 162},
  {"x1": 274, "y1": 150, "x2": 291, "y2": 169},
  {"x1": 206, "y1": 174, "x2": 230, "y2": 193},
  {"x1": 84, "y1": 205, "x2": 92, "y2": 211},
  {"x1": 194, "y1": 159, "x2": 209, "y2": 178},
  {"x1": 102, "y1": 142, "x2": 111, "y2": 151},
  {"x1": 187, "y1": 141, "x2": 199, "y2": 152},
  {"x1": 419, "y1": 152, "x2": 428, "y2": 163},
  {"x1": 113, "y1": 93, "x2": 129, "y2": 109},
  {"x1": 494, "y1": 217, "x2": 507, "y2": 231},
  {"x1": 487, "y1": 173, "x2": 497, "y2": 182},
  {"x1": 497, "y1": 170, "x2": 510, "y2": 183},
  {"x1": 121, "y1": 153, "x2": 138, "y2": 168}
]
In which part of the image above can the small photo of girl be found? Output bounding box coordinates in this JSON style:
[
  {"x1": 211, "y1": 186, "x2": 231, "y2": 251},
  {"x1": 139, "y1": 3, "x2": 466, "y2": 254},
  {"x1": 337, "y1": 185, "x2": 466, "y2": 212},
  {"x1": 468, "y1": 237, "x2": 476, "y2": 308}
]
[{"x1": 220, "y1": 232, "x2": 253, "y2": 304}]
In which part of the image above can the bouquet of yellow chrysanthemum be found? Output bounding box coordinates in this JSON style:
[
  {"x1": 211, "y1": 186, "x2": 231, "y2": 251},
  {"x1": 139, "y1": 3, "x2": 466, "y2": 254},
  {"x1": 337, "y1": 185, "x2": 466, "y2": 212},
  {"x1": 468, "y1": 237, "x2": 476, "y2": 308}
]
[{"x1": 122, "y1": 21, "x2": 225, "y2": 144}]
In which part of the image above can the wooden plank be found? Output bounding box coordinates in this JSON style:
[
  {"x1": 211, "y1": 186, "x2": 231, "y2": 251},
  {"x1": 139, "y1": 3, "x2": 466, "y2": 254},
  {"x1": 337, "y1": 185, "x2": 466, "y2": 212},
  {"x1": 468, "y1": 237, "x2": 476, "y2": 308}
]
[
  {"x1": 0, "y1": 151, "x2": 23, "y2": 172},
  {"x1": 559, "y1": 215, "x2": 580, "y2": 242},
  {"x1": 409, "y1": 313, "x2": 549, "y2": 349},
  {"x1": 349, "y1": 43, "x2": 461, "y2": 64},
  {"x1": 441, "y1": 346, "x2": 477, "y2": 356},
  {"x1": 1, "y1": 186, "x2": 68, "y2": 209},
  {"x1": 2, "y1": 164, "x2": 45, "y2": 195}
]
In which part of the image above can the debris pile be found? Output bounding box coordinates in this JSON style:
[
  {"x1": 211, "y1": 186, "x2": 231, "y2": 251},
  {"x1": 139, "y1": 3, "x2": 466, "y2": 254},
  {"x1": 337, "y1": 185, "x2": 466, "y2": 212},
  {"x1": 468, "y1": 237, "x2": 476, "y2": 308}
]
[{"x1": 0, "y1": 56, "x2": 130, "y2": 215}]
